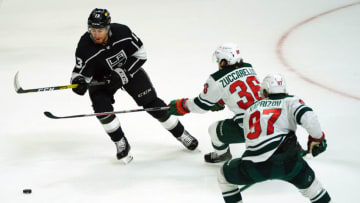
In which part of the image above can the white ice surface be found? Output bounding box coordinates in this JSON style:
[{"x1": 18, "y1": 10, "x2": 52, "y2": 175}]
[{"x1": 1, "y1": 0, "x2": 359, "y2": 202}]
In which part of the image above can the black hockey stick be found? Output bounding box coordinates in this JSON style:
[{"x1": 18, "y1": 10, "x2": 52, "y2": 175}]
[
  {"x1": 44, "y1": 106, "x2": 170, "y2": 119},
  {"x1": 239, "y1": 150, "x2": 309, "y2": 192},
  {"x1": 14, "y1": 71, "x2": 108, "y2": 94}
]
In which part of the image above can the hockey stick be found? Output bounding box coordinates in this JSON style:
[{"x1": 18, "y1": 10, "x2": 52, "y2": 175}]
[
  {"x1": 239, "y1": 150, "x2": 309, "y2": 192},
  {"x1": 44, "y1": 106, "x2": 170, "y2": 119},
  {"x1": 14, "y1": 71, "x2": 108, "y2": 94}
]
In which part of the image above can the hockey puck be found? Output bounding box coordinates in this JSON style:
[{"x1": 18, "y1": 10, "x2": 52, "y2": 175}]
[{"x1": 23, "y1": 189, "x2": 32, "y2": 194}]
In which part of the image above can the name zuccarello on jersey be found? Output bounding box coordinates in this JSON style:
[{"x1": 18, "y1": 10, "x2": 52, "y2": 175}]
[{"x1": 219, "y1": 67, "x2": 256, "y2": 88}]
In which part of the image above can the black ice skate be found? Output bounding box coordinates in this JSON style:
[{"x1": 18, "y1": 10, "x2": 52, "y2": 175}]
[
  {"x1": 204, "y1": 148, "x2": 232, "y2": 163},
  {"x1": 177, "y1": 130, "x2": 198, "y2": 151},
  {"x1": 115, "y1": 137, "x2": 133, "y2": 164}
]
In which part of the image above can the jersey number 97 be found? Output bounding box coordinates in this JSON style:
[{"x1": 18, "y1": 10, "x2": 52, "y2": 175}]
[{"x1": 247, "y1": 109, "x2": 282, "y2": 140}]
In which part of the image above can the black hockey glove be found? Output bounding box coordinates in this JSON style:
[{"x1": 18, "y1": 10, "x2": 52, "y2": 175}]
[
  {"x1": 307, "y1": 132, "x2": 327, "y2": 157},
  {"x1": 72, "y1": 76, "x2": 88, "y2": 96},
  {"x1": 108, "y1": 68, "x2": 129, "y2": 90}
]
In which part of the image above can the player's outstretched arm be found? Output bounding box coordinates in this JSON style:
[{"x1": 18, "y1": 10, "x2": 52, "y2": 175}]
[{"x1": 168, "y1": 98, "x2": 190, "y2": 116}]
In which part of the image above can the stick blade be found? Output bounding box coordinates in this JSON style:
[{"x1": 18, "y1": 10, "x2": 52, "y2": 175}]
[
  {"x1": 14, "y1": 71, "x2": 24, "y2": 93},
  {"x1": 44, "y1": 111, "x2": 59, "y2": 119}
]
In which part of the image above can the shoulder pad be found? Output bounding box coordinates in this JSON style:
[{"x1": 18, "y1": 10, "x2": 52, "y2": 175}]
[{"x1": 110, "y1": 23, "x2": 132, "y2": 37}]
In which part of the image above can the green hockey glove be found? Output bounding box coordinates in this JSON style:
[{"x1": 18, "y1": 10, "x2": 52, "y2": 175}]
[{"x1": 168, "y1": 98, "x2": 190, "y2": 116}]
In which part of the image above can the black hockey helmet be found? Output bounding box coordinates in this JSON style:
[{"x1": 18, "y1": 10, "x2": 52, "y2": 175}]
[{"x1": 88, "y1": 8, "x2": 111, "y2": 28}]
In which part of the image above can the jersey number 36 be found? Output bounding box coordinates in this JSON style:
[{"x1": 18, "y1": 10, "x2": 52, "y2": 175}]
[{"x1": 229, "y1": 76, "x2": 262, "y2": 109}]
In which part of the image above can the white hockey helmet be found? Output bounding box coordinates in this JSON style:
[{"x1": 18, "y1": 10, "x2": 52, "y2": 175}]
[
  {"x1": 261, "y1": 73, "x2": 287, "y2": 95},
  {"x1": 213, "y1": 43, "x2": 243, "y2": 65}
]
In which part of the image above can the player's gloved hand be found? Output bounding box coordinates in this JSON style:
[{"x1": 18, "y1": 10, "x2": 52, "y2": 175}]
[
  {"x1": 307, "y1": 132, "x2": 327, "y2": 157},
  {"x1": 210, "y1": 100, "x2": 225, "y2": 111},
  {"x1": 108, "y1": 68, "x2": 129, "y2": 90},
  {"x1": 168, "y1": 98, "x2": 190, "y2": 116},
  {"x1": 72, "y1": 76, "x2": 88, "y2": 96}
]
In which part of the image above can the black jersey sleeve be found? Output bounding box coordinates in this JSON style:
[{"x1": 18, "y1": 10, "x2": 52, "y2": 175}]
[
  {"x1": 113, "y1": 24, "x2": 147, "y2": 77},
  {"x1": 122, "y1": 55, "x2": 146, "y2": 77},
  {"x1": 71, "y1": 33, "x2": 102, "y2": 81}
]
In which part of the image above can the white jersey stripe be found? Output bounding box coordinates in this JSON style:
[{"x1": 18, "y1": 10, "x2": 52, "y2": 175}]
[
  {"x1": 198, "y1": 95, "x2": 216, "y2": 106},
  {"x1": 131, "y1": 41, "x2": 139, "y2": 49},
  {"x1": 294, "y1": 104, "x2": 306, "y2": 117},
  {"x1": 128, "y1": 58, "x2": 140, "y2": 72},
  {"x1": 112, "y1": 37, "x2": 132, "y2": 46},
  {"x1": 246, "y1": 135, "x2": 284, "y2": 151}
]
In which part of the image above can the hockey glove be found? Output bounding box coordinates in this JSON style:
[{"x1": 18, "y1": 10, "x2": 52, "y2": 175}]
[
  {"x1": 72, "y1": 76, "x2": 88, "y2": 96},
  {"x1": 108, "y1": 68, "x2": 129, "y2": 90},
  {"x1": 168, "y1": 98, "x2": 190, "y2": 116},
  {"x1": 210, "y1": 100, "x2": 225, "y2": 112},
  {"x1": 307, "y1": 132, "x2": 327, "y2": 157}
]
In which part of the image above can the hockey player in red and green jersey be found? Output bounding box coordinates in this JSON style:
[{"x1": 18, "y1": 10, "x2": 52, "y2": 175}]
[
  {"x1": 217, "y1": 74, "x2": 331, "y2": 203},
  {"x1": 168, "y1": 43, "x2": 263, "y2": 163}
]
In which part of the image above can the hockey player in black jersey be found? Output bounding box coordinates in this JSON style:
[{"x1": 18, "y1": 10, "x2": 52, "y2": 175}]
[{"x1": 71, "y1": 8, "x2": 198, "y2": 163}]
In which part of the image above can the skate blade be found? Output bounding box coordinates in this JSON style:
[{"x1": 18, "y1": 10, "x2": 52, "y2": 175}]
[{"x1": 120, "y1": 153, "x2": 133, "y2": 164}]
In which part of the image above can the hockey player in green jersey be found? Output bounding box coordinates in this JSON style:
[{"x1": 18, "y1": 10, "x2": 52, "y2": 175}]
[
  {"x1": 217, "y1": 73, "x2": 331, "y2": 203},
  {"x1": 167, "y1": 43, "x2": 263, "y2": 163}
]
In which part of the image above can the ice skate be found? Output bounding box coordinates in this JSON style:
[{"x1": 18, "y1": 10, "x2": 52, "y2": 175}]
[
  {"x1": 177, "y1": 130, "x2": 198, "y2": 151},
  {"x1": 115, "y1": 137, "x2": 133, "y2": 164},
  {"x1": 204, "y1": 148, "x2": 232, "y2": 163}
]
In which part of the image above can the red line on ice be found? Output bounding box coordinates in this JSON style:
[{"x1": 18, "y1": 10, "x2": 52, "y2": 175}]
[{"x1": 276, "y1": 2, "x2": 360, "y2": 101}]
